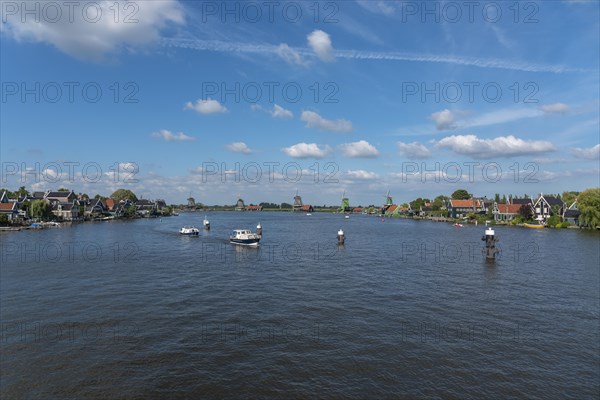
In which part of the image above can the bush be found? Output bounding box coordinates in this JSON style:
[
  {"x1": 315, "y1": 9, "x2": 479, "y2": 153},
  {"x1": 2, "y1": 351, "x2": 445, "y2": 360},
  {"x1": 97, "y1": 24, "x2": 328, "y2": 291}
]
[
  {"x1": 560, "y1": 221, "x2": 570, "y2": 228},
  {"x1": 547, "y1": 215, "x2": 561, "y2": 227}
]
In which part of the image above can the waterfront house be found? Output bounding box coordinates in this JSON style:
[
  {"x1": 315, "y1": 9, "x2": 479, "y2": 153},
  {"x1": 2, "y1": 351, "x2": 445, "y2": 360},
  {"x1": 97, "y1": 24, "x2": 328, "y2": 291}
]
[
  {"x1": 493, "y1": 203, "x2": 523, "y2": 222},
  {"x1": 301, "y1": 204, "x2": 314, "y2": 213},
  {"x1": 563, "y1": 201, "x2": 580, "y2": 226},
  {"x1": 0, "y1": 202, "x2": 19, "y2": 221},
  {"x1": 245, "y1": 204, "x2": 263, "y2": 211},
  {"x1": 419, "y1": 205, "x2": 433, "y2": 217},
  {"x1": 135, "y1": 199, "x2": 157, "y2": 216},
  {"x1": 449, "y1": 199, "x2": 485, "y2": 219},
  {"x1": 84, "y1": 198, "x2": 106, "y2": 218},
  {"x1": 51, "y1": 201, "x2": 80, "y2": 221},
  {"x1": 533, "y1": 194, "x2": 565, "y2": 222},
  {"x1": 45, "y1": 190, "x2": 77, "y2": 203}
]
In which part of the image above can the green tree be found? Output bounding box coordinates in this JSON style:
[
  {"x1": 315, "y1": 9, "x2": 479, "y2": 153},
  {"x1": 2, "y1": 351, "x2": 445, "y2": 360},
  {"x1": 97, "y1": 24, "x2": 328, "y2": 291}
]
[
  {"x1": 0, "y1": 188, "x2": 15, "y2": 198},
  {"x1": 16, "y1": 186, "x2": 30, "y2": 198},
  {"x1": 494, "y1": 193, "x2": 500, "y2": 203},
  {"x1": 0, "y1": 214, "x2": 8, "y2": 225},
  {"x1": 577, "y1": 188, "x2": 600, "y2": 228},
  {"x1": 58, "y1": 188, "x2": 70, "y2": 192},
  {"x1": 30, "y1": 200, "x2": 52, "y2": 220},
  {"x1": 410, "y1": 197, "x2": 425, "y2": 210},
  {"x1": 519, "y1": 204, "x2": 533, "y2": 221},
  {"x1": 110, "y1": 189, "x2": 138, "y2": 203},
  {"x1": 451, "y1": 189, "x2": 471, "y2": 200},
  {"x1": 561, "y1": 191, "x2": 579, "y2": 206}
]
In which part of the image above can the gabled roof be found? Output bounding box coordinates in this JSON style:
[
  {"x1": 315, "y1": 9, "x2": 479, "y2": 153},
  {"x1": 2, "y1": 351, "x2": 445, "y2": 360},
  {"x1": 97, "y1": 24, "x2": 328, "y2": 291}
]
[
  {"x1": 386, "y1": 204, "x2": 398, "y2": 213},
  {"x1": 449, "y1": 199, "x2": 482, "y2": 208},
  {"x1": 105, "y1": 198, "x2": 116, "y2": 209},
  {"x1": 564, "y1": 209, "x2": 580, "y2": 218},
  {"x1": 0, "y1": 202, "x2": 17, "y2": 211},
  {"x1": 541, "y1": 195, "x2": 564, "y2": 206},
  {"x1": 32, "y1": 191, "x2": 46, "y2": 199},
  {"x1": 135, "y1": 199, "x2": 155, "y2": 206},
  {"x1": 496, "y1": 204, "x2": 523, "y2": 214},
  {"x1": 46, "y1": 191, "x2": 73, "y2": 198}
]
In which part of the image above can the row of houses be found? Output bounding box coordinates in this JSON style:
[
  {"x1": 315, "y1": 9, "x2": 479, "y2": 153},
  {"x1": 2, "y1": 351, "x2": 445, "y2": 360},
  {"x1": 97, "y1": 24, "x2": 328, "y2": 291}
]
[
  {"x1": 0, "y1": 190, "x2": 168, "y2": 222},
  {"x1": 420, "y1": 194, "x2": 579, "y2": 225}
]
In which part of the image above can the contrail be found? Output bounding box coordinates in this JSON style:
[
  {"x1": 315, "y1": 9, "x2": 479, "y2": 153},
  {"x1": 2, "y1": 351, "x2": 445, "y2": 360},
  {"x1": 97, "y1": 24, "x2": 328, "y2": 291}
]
[{"x1": 161, "y1": 38, "x2": 587, "y2": 74}]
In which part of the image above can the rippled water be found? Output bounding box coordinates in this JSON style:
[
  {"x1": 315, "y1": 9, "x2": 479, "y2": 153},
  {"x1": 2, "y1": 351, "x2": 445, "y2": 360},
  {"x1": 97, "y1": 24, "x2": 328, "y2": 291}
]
[{"x1": 1, "y1": 212, "x2": 599, "y2": 398}]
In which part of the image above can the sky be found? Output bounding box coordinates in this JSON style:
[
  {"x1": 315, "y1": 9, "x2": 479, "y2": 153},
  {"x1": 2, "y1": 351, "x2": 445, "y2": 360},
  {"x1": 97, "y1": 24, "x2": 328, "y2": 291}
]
[{"x1": 1, "y1": 0, "x2": 599, "y2": 206}]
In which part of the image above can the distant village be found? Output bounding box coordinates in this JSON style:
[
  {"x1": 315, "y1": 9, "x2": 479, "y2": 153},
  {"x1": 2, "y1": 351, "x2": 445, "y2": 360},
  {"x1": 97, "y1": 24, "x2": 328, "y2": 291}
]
[{"x1": 1, "y1": 186, "x2": 598, "y2": 230}]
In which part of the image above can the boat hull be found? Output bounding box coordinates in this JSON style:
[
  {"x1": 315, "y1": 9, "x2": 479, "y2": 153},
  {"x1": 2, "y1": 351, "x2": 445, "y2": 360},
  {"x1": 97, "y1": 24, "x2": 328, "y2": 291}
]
[
  {"x1": 229, "y1": 238, "x2": 260, "y2": 246},
  {"x1": 523, "y1": 223, "x2": 544, "y2": 229}
]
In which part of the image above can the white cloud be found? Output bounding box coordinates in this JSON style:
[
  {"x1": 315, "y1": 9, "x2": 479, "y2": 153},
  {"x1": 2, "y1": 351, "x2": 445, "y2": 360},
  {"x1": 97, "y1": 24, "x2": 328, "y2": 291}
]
[
  {"x1": 339, "y1": 140, "x2": 380, "y2": 158},
  {"x1": 271, "y1": 104, "x2": 293, "y2": 119},
  {"x1": 226, "y1": 142, "x2": 252, "y2": 154},
  {"x1": 397, "y1": 142, "x2": 431, "y2": 159},
  {"x1": 356, "y1": 0, "x2": 396, "y2": 15},
  {"x1": 307, "y1": 30, "x2": 334, "y2": 62},
  {"x1": 282, "y1": 143, "x2": 331, "y2": 158},
  {"x1": 277, "y1": 43, "x2": 307, "y2": 66},
  {"x1": 300, "y1": 111, "x2": 352, "y2": 133},
  {"x1": 540, "y1": 103, "x2": 570, "y2": 114},
  {"x1": 152, "y1": 129, "x2": 195, "y2": 142},
  {"x1": 185, "y1": 98, "x2": 227, "y2": 114},
  {"x1": 346, "y1": 170, "x2": 379, "y2": 180},
  {"x1": 571, "y1": 144, "x2": 600, "y2": 160},
  {"x1": 435, "y1": 134, "x2": 556, "y2": 159},
  {"x1": 3, "y1": 0, "x2": 185, "y2": 62},
  {"x1": 430, "y1": 109, "x2": 456, "y2": 130}
]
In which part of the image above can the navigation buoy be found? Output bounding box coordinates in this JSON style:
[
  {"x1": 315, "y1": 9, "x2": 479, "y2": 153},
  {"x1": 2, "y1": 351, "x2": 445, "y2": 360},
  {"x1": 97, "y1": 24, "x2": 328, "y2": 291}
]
[
  {"x1": 481, "y1": 227, "x2": 499, "y2": 260},
  {"x1": 256, "y1": 223, "x2": 262, "y2": 237},
  {"x1": 337, "y1": 228, "x2": 345, "y2": 245}
]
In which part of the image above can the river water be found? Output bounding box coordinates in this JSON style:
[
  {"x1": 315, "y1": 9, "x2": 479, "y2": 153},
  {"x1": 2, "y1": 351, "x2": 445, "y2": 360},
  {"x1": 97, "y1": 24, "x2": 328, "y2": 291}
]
[{"x1": 1, "y1": 212, "x2": 599, "y2": 398}]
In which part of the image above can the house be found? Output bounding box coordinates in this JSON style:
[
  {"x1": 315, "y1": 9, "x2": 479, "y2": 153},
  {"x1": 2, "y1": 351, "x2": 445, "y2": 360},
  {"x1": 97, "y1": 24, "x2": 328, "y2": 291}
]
[
  {"x1": 113, "y1": 199, "x2": 133, "y2": 217},
  {"x1": 0, "y1": 202, "x2": 19, "y2": 221},
  {"x1": 352, "y1": 207, "x2": 363, "y2": 214},
  {"x1": 105, "y1": 198, "x2": 117, "y2": 211},
  {"x1": 449, "y1": 199, "x2": 485, "y2": 219},
  {"x1": 533, "y1": 194, "x2": 564, "y2": 222},
  {"x1": 245, "y1": 204, "x2": 263, "y2": 211},
  {"x1": 84, "y1": 198, "x2": 106, "y2": 218},
  {"x1": 51, "y1": 201, "x2": 80, "y2": 221},
  {"x1": 493, "y1": 203, "x2": 524, "y2": 222},
  {"x1": 155, "y1": 199, "x2": 167, "y2": 212},
  {"x1": 301, "y1": 204, "x2": 314, "y2": 213},
  {"x1": 419, "y1": 206, "x2": 433, "y2": 217},
  {"x1": 45, "y1": 190, "x2": 77, "y2": 203},
  {"x1": 563, "y1": 201, "x2": 580, "y2": 226},
  {"x1": 511, "y1": 197, "x2": 533, "y2": 206},
  {"x1": 135, "y1": 199, "x2": 157, "y2": 215}
]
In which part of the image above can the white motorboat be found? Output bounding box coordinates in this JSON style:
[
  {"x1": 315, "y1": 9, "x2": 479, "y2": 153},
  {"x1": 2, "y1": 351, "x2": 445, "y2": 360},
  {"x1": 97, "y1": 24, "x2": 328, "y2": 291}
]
[
  {"x1": 203, "y1": 216, "x2": 210, "y2": 230},
  {"x1": 229, "y1": 229, "x2": 261, "y2": 246},
  {"x1": 180, "y1": 226, "x2": 199, "y2": 235}
]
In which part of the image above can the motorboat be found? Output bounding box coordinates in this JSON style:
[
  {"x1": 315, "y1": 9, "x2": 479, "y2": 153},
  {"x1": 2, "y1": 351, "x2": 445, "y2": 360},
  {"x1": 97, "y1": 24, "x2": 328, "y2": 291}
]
[
  {"x1": 203, "y1": 216, "x2": 210, "y2": 230},
  {"x1": 179, "y1": 226, "x2": 199, "y2": 235},
  {"x1": 523, "y1": 223, "x2": 545, "y2": 229},
  {"x1": 453, "y1": 223, "x2": 463, "y2": 227},
  {"x1": 230, "y1": 229, "x2": 261, "y2": 246}
]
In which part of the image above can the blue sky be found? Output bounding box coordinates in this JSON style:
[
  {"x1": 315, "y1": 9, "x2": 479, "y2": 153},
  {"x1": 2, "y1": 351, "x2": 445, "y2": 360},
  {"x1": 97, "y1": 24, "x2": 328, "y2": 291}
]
[{"x1": 1, "y1": 0, "x2": 599, "y2": 206}]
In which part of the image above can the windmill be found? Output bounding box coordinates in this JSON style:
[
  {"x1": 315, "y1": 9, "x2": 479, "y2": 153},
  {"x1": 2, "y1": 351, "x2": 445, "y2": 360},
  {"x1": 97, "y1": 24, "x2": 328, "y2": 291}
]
[
  {"x1": 187, "y1": 192, "x2": 196, "y2": 208},
  {"x1": 382, "y1": 190, "x2": 393, "y2": 214},
  {"x1": 293, "y1": 189, "x2": 303, "y2": 212},
  {"x1": 235, "y1": 193, "x2": 245, "y2": 211},
  {"x1": 339, "y1": 190, "x2": 350, "y2": 213}
]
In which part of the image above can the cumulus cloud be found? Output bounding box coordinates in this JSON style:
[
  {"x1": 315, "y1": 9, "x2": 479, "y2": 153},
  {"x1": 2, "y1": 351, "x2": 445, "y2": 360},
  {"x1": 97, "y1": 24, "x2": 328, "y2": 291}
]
[
  {"x1": 300, "y1": 111, "x2": 352, "y2": 133},
  {"x1": 277, "y1": 43, "x2": 307, "y2": 66},
  {"x1": 271, "y1": 104, "x2": 294, "y2": 119},
  {"x1": 435, "y1": 134, "x2": 556, "y2": 159},
  {"x1": 307, "y1": 30, "x2": 334, "y2": 62},
  {"x1": 346, "y1": 170, "x2": 379, "y2": 180},
  {"x1": 430, "y1": 109, "x2": 456, "y2": 130},
  {"x1": 571, "y1": 144, "x2": 600, "y2": 160},
  {"x1": 540, "y1": 103, "x2": 570, "y2": 114},
  {"x1": 226, "y1": 142, "x2": 252, "y2": 154},
  {"x1": 339, "y1": 140, "x2": 380, "y2": 158},
  {"x1": 152, "y1": 129, "x2": 195, "y2": 142},
  {"x1": 185, "y1": 98, "x2": 227, "y2": 114},
  {"x1": 397, "y1": 141, "x2": 431, "y2": 159},
  {"x1": 2, "y1": 0, "x2": 185, "y2": 62},
  {"x1": 282, "y1": 143, "x2": 331, "y2": 158}
]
